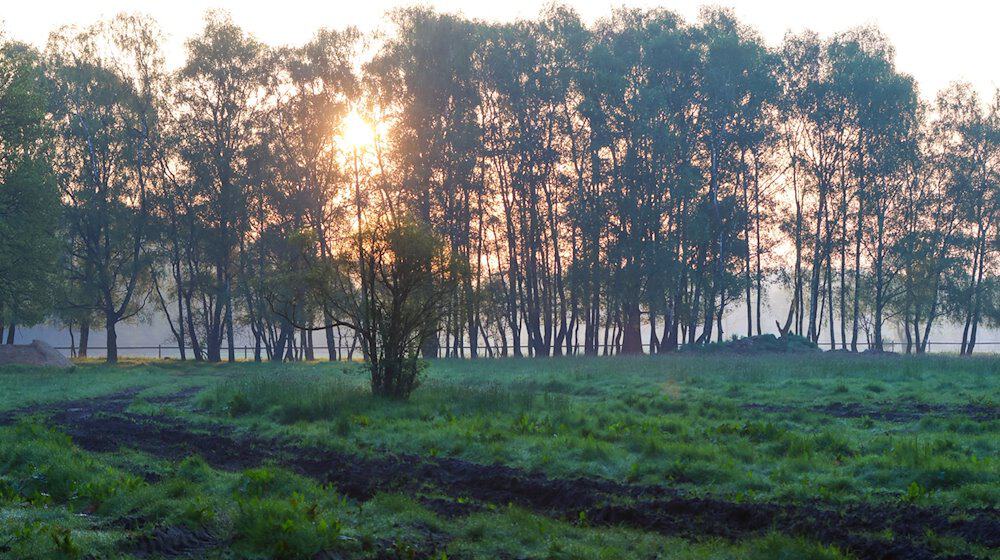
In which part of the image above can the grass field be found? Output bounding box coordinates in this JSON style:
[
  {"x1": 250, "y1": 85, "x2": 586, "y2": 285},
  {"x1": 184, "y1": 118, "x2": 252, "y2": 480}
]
[{"x1": 0, "y1": 355, "x2": 996, "y2": 559}]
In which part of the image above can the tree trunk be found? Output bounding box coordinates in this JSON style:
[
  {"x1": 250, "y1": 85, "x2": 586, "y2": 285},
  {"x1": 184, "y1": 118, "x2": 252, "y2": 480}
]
[
  {"x1": 827, "y1": 241, "x2": 836, "y2": 350},
  {"x1": 105, "y1": 314, "x2": 118, "y2": 364},
  {"x1": 305, "y1": 328, "x2": 315, "y2": 361},
  {"x1": 79, "y1": 320, "x2": 90, "y2": 358},
  {"x1": 807, "y1": 188, "x2": 827, "y2": 342},
  {"x1": 648, "y1": 310, "x2": 659, "y2": 354},
  {"x1": 620, "y1": 302, "x2": 643, "y2": 354},
  {"x1": 225, "y1": 288, "x2": 236, "y2": 362},
  {"x1": 175, "y1": 286, "x2": 186, "y2": 361},
  {"x1": 851, "y1": 199, "x2": 864, "y2": 351}
]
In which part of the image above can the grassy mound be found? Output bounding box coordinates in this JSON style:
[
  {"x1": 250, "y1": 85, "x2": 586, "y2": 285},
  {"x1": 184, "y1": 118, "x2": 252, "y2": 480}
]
[{"x1": 682, "y1": 334, "x2": 820, "y2": 354}]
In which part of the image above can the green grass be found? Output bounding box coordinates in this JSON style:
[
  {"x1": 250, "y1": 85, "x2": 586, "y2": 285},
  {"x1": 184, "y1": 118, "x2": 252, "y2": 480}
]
[
  {"x1": 0, "y1": 417, "x2": 813, "y2": 559},
  {"x1": 0, "y1": 359, "x2": 224, "y2": 412},
  {"x1": 0, "y1": 354, "x2": 996, "y2": 558},
  {"x1": 198, "y1": 355, "x2": 999, "y2": 506}
]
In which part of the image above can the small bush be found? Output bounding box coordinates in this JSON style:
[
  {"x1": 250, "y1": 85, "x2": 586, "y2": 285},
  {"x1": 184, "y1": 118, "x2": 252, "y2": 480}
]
[{"x1": 227, "y1": 392, "x2": 253, "y2": 416}]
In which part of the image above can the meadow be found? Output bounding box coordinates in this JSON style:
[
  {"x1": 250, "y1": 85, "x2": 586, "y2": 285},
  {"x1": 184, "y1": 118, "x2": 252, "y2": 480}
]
[{"x1": 0, "y1": 354, "x2": 996, "y2": 559}]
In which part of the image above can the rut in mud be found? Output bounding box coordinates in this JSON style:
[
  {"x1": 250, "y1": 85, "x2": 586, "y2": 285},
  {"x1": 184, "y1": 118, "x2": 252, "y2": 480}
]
[
  {"x1": 3, "y1": 389, "x2": 997, "y2": 560},
  {"x1": 743, "y1": 400, "x2": 1000, "y2": 422}
]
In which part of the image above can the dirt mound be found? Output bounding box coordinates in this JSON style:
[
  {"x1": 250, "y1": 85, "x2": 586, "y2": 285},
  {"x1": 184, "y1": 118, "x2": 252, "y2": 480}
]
[
  {"x1": 0, "y1": 340, "x2": 73, "y2": 368},
  {"x1": 682, "y1": 334, "x2": 820, "y2": 354}
]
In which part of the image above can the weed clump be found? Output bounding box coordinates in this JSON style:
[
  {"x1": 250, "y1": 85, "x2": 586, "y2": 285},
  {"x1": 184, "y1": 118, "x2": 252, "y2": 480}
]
[
  {"x1": 233, "y1": 493, "x2": 346, "y2": 559},
  {"x1": 744, "y1": 534, "x2": 850, "y2": 560}
]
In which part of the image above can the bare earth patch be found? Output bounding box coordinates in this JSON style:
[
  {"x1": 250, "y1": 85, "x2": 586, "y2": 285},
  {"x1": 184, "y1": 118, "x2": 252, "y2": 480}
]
[{"x1": 743, "y1": 401, "x2": 1000, "y2": 422}]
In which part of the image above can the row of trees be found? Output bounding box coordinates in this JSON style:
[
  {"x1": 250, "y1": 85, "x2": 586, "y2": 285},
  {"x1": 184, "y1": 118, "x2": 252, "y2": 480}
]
[{"x1": 1, "y1": 6, "x2": 998, "y2": 370}]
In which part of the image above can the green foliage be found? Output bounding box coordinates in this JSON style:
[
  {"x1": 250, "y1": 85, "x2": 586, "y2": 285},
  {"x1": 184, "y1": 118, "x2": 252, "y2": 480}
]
[
  {"x1": 233, "y1": 493, "x2": 344, "y2": 559},
  {"x1": 2, "y1": 522, "x2": 83, "y2": 560},
  {"x1": 0, "y1": 422, "x2": 143, "y2": 510},
  {"x1": 903, "y1": 481, "x2": 928, "y2": 503},
  {"x1": 0, "y1": 41, "x2": 59, "y2": 326},
  {"x1": 743, "y1": 534, "x2": 850, "y2": 560}
]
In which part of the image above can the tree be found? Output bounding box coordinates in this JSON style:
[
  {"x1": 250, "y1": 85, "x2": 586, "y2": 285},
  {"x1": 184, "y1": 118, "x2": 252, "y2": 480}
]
[
  {"x1": 263, "y1": 28, "x2": 359, "y2": 361},
  {"x1": 0, "y1": 40, "x2": 59, "y2": 343},
  {"x1": 894, "y1": 104, "x2": 960, "y2": 353},
  {"x1": 692, "y1": 8, "x2": 776, "y2": 342},
  {"x1": 478, "y1": 13, "x2": 581, "y2": 356},
  {"x1": 172, "y1": 11, "x2": 273, "y2": 362},
  {"x1": 580, "y1": 8, "x2": 698, "y2": 354},
  {"x1": 47, "y1": 15, "x2": 163, "y2": 362},
  {"x1": 841, "y1": 31, "x2": 918, "y2": 351},
  {"x1": 367, "y1": 8, "x2": 482, "y2": 358},
  {"x1": 935, "y1": 84, "x2": 1000, "y2": 354},
  {"x1": 276, "y1": 216, "x2": 457, "y2": 398}
]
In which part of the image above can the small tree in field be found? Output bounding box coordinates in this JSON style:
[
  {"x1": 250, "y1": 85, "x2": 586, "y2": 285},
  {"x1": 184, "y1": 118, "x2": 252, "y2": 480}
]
[
  {"x1": 357, "y1": 219, "x2": 457, "y2": 397},
  {"x1": 273, "y1": 216, "x2": 457, "y2": 399}
]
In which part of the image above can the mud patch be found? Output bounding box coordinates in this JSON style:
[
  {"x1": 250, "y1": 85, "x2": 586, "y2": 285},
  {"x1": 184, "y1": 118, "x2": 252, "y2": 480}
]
[
  {"x1": 131, "y1": 526, "x2": 222, "y2": 558},
  {"x1": 744, "y1": 400, "x2": 999, "y2": 422},
  {"x1": 0, "y1": 386, "x2": 145, "y2": 424},
  {"x1": 417, "y1": 496, "x2": 484, "y2": 518}
]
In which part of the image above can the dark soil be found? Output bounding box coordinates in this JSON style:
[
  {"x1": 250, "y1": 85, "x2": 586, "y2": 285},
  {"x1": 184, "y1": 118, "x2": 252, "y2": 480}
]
[
  {"x1": 131, "y1": 526, "x2": 222, "y2": 558},
  {"x1": 4, "y1": 390, "x2": 997, "y2": 560},
  {"x1": 744, "y1": 400, "x2": 1000, "y2": 422}
]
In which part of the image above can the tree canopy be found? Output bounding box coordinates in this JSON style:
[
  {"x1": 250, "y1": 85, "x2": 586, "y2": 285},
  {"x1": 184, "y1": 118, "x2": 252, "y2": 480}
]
[{"x1": 2, "y1": 6, "x2": 999, "y2": 370}]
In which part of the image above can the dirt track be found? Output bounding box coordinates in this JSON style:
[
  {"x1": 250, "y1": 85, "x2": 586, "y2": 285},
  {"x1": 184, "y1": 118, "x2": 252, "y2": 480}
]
[
  {"x1": 3, "y1": 390, "x2": 997, "y2": 560},
  {"x1": 743, "y1": 400, "x2": 1000, "y2": 422}
]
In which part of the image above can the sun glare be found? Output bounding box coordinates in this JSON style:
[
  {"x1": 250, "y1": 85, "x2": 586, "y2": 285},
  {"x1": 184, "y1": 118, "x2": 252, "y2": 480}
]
[{"x1": 341, "y1": 110, "x2": 377, "y2": 151}]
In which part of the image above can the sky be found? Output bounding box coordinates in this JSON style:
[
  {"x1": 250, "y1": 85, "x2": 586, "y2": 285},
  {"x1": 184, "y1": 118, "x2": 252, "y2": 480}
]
[{"x1": 1, "y1": 0, "x2": 998, "y2": 102}]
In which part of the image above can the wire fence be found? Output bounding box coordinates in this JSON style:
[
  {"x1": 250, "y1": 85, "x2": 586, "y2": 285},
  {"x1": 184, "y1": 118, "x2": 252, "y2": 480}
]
[{"x1": 52, "y1": 340, "x2": 1000, "y2": 360}]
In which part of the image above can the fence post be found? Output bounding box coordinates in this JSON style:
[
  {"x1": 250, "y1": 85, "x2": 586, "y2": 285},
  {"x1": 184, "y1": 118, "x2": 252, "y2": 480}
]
[{"x1": 158, "y1": 345, "x2": 161, "y2": 359}]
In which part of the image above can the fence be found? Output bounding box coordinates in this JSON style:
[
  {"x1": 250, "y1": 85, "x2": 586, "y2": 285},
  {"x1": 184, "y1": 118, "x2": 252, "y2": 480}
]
[{"x1": 53, "y1": 340, "x2": 1000, "y2": 360}]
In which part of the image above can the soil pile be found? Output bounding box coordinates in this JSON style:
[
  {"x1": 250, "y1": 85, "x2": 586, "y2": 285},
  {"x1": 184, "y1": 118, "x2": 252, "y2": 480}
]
[
  {"x1": 682, "y1": 334, "x2": 820, "y2": 354},
  {"x1": 0, "y1": 340, "x2": 73, "y2": 368}
]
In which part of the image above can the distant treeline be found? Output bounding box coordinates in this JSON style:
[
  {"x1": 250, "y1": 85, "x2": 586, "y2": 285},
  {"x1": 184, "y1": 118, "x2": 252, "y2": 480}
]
[{"x1": 0, "y1": 6, "x2": 997, "y2": 362}]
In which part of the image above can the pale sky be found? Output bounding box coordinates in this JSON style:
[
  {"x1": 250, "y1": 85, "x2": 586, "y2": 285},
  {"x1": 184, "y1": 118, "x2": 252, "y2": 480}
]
[{"x1": 2, "y1": 0, "x2": 998, "y2": 101}]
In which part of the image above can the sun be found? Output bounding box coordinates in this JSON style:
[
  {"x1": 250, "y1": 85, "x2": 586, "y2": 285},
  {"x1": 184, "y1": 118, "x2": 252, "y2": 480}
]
[{"x1": 340, "y1": 109, "x2": 376, "y2": 151}]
